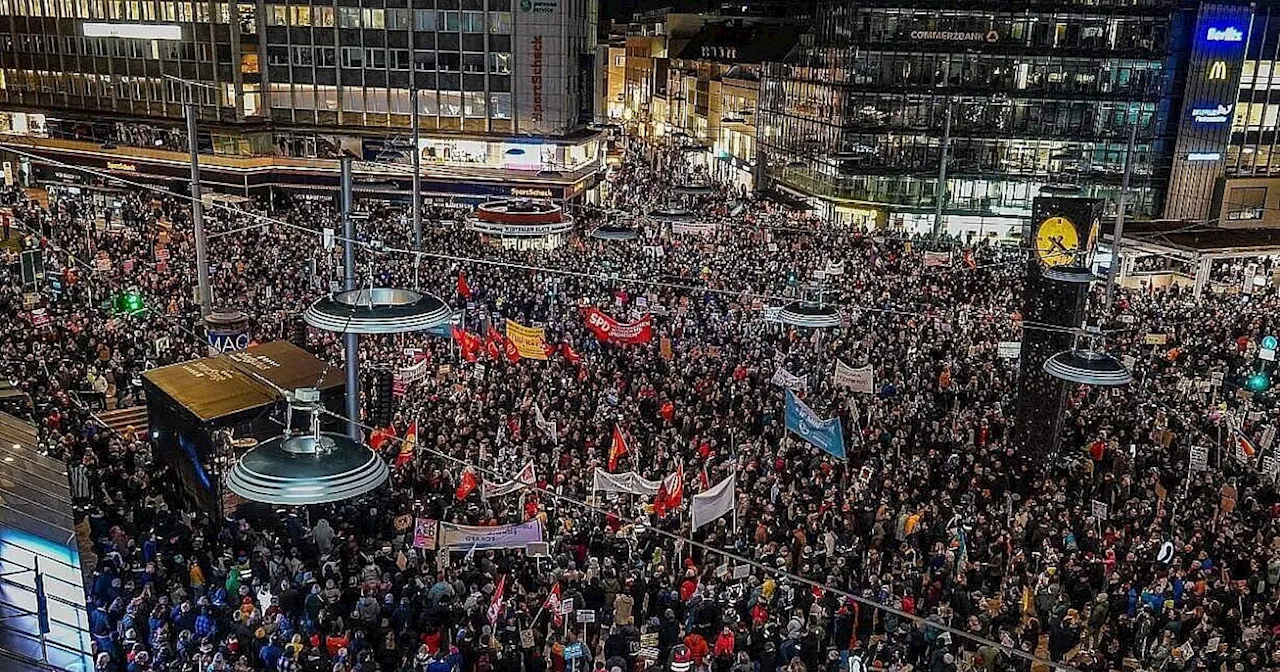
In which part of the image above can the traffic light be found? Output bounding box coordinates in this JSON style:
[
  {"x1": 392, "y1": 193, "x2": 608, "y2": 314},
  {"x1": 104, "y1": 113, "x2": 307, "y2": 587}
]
[
  {"x1": 1246, "y1": 372, "x2": 1271, "y2": 393},
  {"x1": 112, "y1": 291, "x2": 146, "y2": 316}
]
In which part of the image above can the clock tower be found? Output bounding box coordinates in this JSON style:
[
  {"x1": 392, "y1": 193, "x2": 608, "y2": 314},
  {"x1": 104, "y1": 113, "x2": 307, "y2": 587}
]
[{"x1": 1011, "y1": 196, "x2": 1104, "y2": 469}]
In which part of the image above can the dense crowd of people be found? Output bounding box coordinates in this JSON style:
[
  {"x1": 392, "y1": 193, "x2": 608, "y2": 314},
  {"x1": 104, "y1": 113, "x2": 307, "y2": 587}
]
[{"x1": 1, "y1": 137, "x2": 1279, "y2": 672}]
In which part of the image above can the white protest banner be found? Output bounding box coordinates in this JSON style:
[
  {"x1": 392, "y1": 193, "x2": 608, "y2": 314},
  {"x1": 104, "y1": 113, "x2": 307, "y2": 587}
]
[
  {"x1": 575, "y1": 610, "x2": 595, "y2": 624},
  {"x1": 533, "y1": 405, "x2": 558, "y2": 443},
  {"x1": 481, "y1": 461, "x2": 537, "y2": 498},
  {"x1": 691, "y1": 475, "x2": 736, "y2": 531},
  {"x1": 997, "y1": 341, "x2": 1022, "y2": 359},
  {"x1": 1262, "y1": 425, "x2": 1276, "y2": 452},
  {"x1": 832, "y1": 361, "x2": 874, "y2": 393},
  {"x1": 824, "y1": 260, "x2": 845, "y2": 276},
  {"x1": 762, "y1": 306, "x2": 784, "y2": 323},
  {"x1": 591, "y1": 468, "x2": 660, "y2": 496},
  {"x1": 770, "y1": 366, "x2": 807, "y2": 391},
  {"x1": 439, "y1": 519, "x2": 544, "y2": 551},
  {"x1": 1189, "y1": 445, "x2": 1209, "y2": 472}
]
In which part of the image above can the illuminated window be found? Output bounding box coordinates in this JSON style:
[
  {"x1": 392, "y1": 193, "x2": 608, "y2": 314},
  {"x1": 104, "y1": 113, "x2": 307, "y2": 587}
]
[
  {"x1": 488, "y1": 11, "x2": 511, "y2": 34},
  {"x1": 1227, "y1": 187, "x2": 1266, "y2": 220},
  {"x1": 489, "y1": 52, "x2": 509, "y2": 75},
  {"x1": 413, "y1": 9, "x2": 434, "y2": 30},
  {"x1": 290, "y1": 4, "x2": 310, "y2": 26},
  {"x1": 461, "y1": 10, "x2": 484, "y2": 33},
  {"x1": 386, "y1": 8, "x2": 407, "y2": 29},
  {"x1": 361, "y1": 7, "x2": 383, "y2": 28},
  {"x1": 489, "y1": 92, "x2": 511, "y2": 119}
]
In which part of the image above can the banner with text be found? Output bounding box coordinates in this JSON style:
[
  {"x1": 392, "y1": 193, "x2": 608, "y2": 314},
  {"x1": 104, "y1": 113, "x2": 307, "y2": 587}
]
[
  {"x1": 439, "y1": 519, "x2": 545, "y2": 551},
  {"x1": 583, "y1": 307, "x2": 653, "y2": 345},
  {"x1": 832, "y1": 361, "x2": 874, "y2": 393},
  {"x1": 505, "y1": 319, "x2": 549, "y2": 360},
  {"x1": 784, "y1": 389, "x2": 846, "y2": 460}
]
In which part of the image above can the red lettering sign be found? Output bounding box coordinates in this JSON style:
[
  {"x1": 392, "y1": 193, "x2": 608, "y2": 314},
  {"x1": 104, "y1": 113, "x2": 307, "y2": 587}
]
[{"x1": 582, "y1": 308, "x2": 652, "y2": 345}]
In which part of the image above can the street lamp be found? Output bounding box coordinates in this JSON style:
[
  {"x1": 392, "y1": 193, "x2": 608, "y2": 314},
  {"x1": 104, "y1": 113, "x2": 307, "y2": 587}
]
[{"x1": 162, "y1": 74, "x2": 215, "y2": 318}]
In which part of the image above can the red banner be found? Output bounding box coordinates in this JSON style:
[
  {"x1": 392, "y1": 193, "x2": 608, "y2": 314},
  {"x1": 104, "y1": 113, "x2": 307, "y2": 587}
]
[{"x1": 583, "y1": 308, "x2": 653, "y2": 345}]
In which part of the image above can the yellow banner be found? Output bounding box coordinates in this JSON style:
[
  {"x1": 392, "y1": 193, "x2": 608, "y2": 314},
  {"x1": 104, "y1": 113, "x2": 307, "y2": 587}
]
[{"x1": 506, "y1": 319, "x2": 548, "y2": 360}]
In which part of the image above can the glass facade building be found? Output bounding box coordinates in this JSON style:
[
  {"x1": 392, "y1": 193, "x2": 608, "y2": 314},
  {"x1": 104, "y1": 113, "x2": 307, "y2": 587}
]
[
  {"x1": 759, "y1": 0, "x2": 1181, "y2": 232},
  {"x1": 0, "y1": 0, "x2": 600, "y2": 199}
]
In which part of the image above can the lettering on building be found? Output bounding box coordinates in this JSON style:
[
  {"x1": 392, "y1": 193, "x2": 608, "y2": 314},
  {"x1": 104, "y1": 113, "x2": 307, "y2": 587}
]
[
  {"x1": 531, "y1": 37, "x2": 544, "y2": 123},
  {"x1": 1208, "y1": 60, "x2": 1228, "y2": 80},
  {"x1": 700, "y1": 46, "x2": 738, "y2": 60},
  {"x1": 909, "y1": 30, "x2": 999, "y2": 43},
  {"x1": 106, "y1": 161, "x2": 137, "y2": 172},
  {"x1": 1206, "y1": 26, "x2": 1244, "y2": 42},
  {"x1": 1191, "y1": 104, "x2": 1233, "y2": 123}
]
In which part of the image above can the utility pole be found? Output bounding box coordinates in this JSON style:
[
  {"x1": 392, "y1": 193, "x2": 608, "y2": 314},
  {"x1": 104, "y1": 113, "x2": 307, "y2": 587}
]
[
  {"x1": 931, "y1": 98, "x2": 952, "y2": 239},
  {"x1": 412, "y1": 84, "x2": 422, "y2": 253},
  {"x1": 186, "y1": 100, "x2": 211, "y2": 317},
  {"x1": 340, "y1": 157, "x2": 360, "y2": 439},
  {"x1": 1105, "y1": 119, "x2": 1139, "y2": 313}
]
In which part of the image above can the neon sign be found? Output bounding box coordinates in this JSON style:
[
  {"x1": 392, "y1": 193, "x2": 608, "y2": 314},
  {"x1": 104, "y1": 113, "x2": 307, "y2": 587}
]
[
  {"x1": 1186, "y1": 152, "x2": 1222, "y2": 161},
  {"x1": 1191, "y1": 104, "x2": 1233, "y2": 123},
  {"x1": 1206, "y1": 26, "x2": 1244, "y2": 42}
]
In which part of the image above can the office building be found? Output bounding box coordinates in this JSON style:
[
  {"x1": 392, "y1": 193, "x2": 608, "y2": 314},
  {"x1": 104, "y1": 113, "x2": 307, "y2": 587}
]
[
  {"x1": 758, "y1": 0, "x2": 1179, "y2": 234},
  {"x1": 0, "y1": 0, "x2": 601, "y2": 201}
]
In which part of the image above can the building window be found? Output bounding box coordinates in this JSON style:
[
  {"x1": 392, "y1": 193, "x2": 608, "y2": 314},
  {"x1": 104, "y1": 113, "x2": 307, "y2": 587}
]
[
  {"x1": 614, "y1": 55, "x2": 624, "y2": 67},
  {"x1": 291, "y1": 45, "x2": 313, "y2": 67},
  {"x1": 338, "y1": 6, "x2": 360, "y2": 28},
  {"x1": 341, "y1": 46, "x2": 363, "y2": 68},
  {"x1": 438, "y1": 52, "x2": 459, "y2": 72},
  {"x1": 315, "y1": 6, "x2": 333, "y2": 26},
  {"x1": 413, "y1": 9, "x2": 435, "y2": 30},
  {"x1": 461, "y1": 10, "x2": 484, "y2": 33},
  {"x1": 389, "y1": 48, "x2": 410, "y2": 70},
  {"x1": 414, "y1": 51, "x2": 436, "y2": 71},
  {"x1": 361, "y1": 7, "x2": 383, "y2": 29},
  {"x1": 489, "y1": 92, "x2": 511, "y2": 119},
  {"x1": 488, "y1": 11, "x2": 511, "y2": 34},
  {"x1": 440, "y1": 91, "x2": 461, "y2": 116},
  {"x1": 462, "y1": 52, "x2": 485, "y2": 73},
  {"x1": 290, "y1": 4, "x2": 310, "y2": 26},
  {"x1": 365, "y1": 48, "x2": 386, "y2": 69},
  {"x1": 386, "y1": 8, "x2": 408, "y2": 29},
  {"x1": 489, "y1": 52, "x2": 509, "y2": 75},
  {"x1": 1227, "y1": 187, "x2": 1266, "y2": 220},
  {"x1": 268, "y1": 48, "x2": 289, "y2": 66},
  {"x1": 438, "y1": 10, "x2": 458, "y2": 31},
  {"x1": 317, "y1": 46, "x2": 335, "y2": 67}
]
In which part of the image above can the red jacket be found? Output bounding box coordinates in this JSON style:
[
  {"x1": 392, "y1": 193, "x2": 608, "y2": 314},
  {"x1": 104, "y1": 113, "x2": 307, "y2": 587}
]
[{"x1": 713, "y1": 631, "x2": 735, "y2": 658}]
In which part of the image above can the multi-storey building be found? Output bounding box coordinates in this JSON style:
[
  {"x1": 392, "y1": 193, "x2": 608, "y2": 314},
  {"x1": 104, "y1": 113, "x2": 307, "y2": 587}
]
[
  {"x1": 759, "y1": 0, "x2": 1182, "y2": 234},
  {"x1": 0, "y1": 0, "x2": 601, "y2": 201}
]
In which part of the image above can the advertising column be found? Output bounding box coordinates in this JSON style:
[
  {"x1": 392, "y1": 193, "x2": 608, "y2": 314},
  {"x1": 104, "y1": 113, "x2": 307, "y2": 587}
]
[
  {"x1": 1165, "y1": 4, "x2": 1253, "y2": 221},
  {"x1": 514, "y1": 0, "x2": 575, "y2": 136}
]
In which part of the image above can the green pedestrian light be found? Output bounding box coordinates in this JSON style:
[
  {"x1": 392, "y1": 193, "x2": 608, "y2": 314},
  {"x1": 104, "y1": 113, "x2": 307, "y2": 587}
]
[{"x1": 1246, "y1": 372, "x2": 1270, "y2": 392}]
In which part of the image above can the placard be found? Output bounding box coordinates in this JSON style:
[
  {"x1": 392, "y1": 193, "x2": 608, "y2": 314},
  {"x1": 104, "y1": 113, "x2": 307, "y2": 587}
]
[
  {"x1": 997, "y1": 341, "x2": 1021, "y2": 359},
  {"x1": 1144, "y1": 333, "x2": 1168, "y2": 345},
  {"x1": 732, "y1": 565, "x2": 752, "y2": 580},
  {"x1": 640, "y1": 633, "x2": 658, "y2": 648},
  {"x1": 575, "y1": 609, "x2": 595, "y2": 623},
  {"x1": 413, "y1": 518, "x2": 438, "y2": 549},
  {"x1": 1091, "y1": 500, "x2": 1108, "y2": 521},
  {"x1": 524, "y1": 542, "x2": 549, "y2": 557},
  {"x1": 563, "y1": 643, "x2": 588, "y2": 661},
  {"x1": 1189, "y1": 445, "x2": 1209, "y2": 472},
  {"x1": 559, "y1": 598, "x2": 573, "y2": 615},
  {"x1": 520, "y1": 629, "x2": 535, "y2": 649}
]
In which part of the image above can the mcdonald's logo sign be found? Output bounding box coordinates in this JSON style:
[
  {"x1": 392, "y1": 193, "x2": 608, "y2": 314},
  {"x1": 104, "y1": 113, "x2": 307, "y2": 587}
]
[{"x1": 1208, "y1": 60, "x2": 1228, "y2": 80}]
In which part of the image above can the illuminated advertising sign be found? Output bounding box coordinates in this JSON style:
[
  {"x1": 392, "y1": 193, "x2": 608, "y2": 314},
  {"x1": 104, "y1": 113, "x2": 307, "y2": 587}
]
[
  {"x1": 83, "y1": 22, "x2": 182, "y2": 40},
  {"x1": 1205, "y1": 26, "x2": 1244, "y2": 42},
  {"x1": 1191, "y1": 104, "x2": 1233, "y2": 123}
]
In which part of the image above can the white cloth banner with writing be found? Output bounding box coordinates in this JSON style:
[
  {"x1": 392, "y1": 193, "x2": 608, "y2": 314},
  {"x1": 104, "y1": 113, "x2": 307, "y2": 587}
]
[
  {"x1": 482, "y1": 460, "x2": 536, "y2": 498},
  {"x1": 533, "y1": 405, "x2": 558, "y2": 444},
  {"x1": 691, "y1": 475, "x2": 736, "y2": 531},
  {"x1": 832, "y1": 361, "x2": 874, "y2": 393},
  {"x1": 591, "y1": 468, "x2": 661, "y2": 496},
  {"x1": 770, "y1": 366, "x2": 808, "y2": 391}
]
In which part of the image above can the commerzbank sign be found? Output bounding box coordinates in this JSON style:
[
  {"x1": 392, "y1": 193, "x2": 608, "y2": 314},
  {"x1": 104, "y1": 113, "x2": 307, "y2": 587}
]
[
  {"x1": 518, "y1": 0, "x2": 556, "y2": 13},
  {"x1": 910, "y1": 29, "x2": 999, "y2": 43}
]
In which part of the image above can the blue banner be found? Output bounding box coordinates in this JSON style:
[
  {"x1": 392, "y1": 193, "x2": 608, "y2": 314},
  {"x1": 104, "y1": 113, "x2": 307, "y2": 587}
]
[{"x1": 784, "y1": 389, "x2": 846, "y2": 460}]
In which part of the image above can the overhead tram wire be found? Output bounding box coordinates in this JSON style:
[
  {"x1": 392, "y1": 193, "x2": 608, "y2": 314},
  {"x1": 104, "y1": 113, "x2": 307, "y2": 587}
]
[{"x1": 3, "y1": 144, "x2": 1092, "y2": 333}]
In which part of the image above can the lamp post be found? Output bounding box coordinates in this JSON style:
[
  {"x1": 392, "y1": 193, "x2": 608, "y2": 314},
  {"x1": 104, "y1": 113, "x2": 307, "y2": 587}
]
[
  {"x1": 340, "y1": 157, "x2": 360, "y2": 439},
  {"x1": 163, "y1": 74, "x2": 214, "y2": 318},
  {"x1": 1104, "y1": 119, "x2": 1139, "y2": 314}
]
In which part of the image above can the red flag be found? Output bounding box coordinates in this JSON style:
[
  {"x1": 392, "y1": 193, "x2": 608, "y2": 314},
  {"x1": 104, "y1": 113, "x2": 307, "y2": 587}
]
[
  {"x1": 1235, "y1": 428, "x2": 1257, "y2": 457},
  {"x1": 608, "y1": 425, "x2": 631, "y2": 472},
  {"x1": 393, "y1": 421, "x2": 417, "y2": 468},
  {"x1": 455, "y1": 468, "x2": 478, "y2": 500},
  {"x1": 369, "y1": 425, "x2": 397, "y2": 452},
  {"x1": 544, "y1": 582, "x2": 564, "y2": 627},
  {"x1": 542, "y1": 342, "x2": 557, "y2": 359},
  {"x1": 962, "y1": 249, "x2": 977, "y2": 270},
  {"x1": 654, "y1": 464, "x2": 684, "y2": 516},
  {"x1": 454, "y1": 326, "x2": 481, "y2": 363},
  {"x1": 503, "y1": 334, "x2": 520, "y2": 364},
  {"x1": 458, "y1": 271, "x2": 472, "y2": 298},
  {"x1": 488, "y1": 575, "x2": 506, "y2": 626},
  {"x1": 561, "y1": 342, "x2": 581, "y2": 365},
  {"x1": 698, "y1": 463, "x2": 710, "y2": 492}
]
